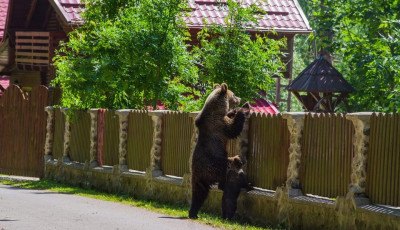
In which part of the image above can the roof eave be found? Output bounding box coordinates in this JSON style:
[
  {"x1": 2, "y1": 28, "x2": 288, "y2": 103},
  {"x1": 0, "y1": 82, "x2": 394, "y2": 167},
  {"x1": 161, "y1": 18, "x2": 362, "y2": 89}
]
[
  {"x1": 293, "y1": 0, "x2": 312, "y2": 32},
  {"x1": 187, "y1": 25, "x2": 313, "y2": 34},
  {"x1": 49, "y1": 0, "x2": 71, "y2": 25},
  {"x1": 287, "y1": 89, "x2": 354, "y2": 94}
]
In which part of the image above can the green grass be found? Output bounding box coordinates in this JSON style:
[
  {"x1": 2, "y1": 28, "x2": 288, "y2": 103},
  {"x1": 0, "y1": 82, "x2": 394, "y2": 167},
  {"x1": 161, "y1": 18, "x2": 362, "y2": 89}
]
[{"x1": 0, "y1": 178, "x2": 277, "y2": 230}]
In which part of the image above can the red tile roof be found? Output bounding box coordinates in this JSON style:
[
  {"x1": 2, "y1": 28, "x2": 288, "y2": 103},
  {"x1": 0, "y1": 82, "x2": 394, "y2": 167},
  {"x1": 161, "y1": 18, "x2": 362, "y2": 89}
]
[
  {"x1": 51, "y1": 0, "x2": 84, "y2": 24},
  {"x1": 251, "y1": 98, "x2": 279, "y2": 114},
  {"x1": 0, "y1": 0, "x2": 9, "y2": 41},
  {"x1": 48, "y1": 0, "x2": 311, "y2": 33},
  {"x1": 186, "y1": 0, "x2": 312, "y2": 33},
  {"x1": 0, "y1": 76, "x2": 9, "y2": 95}
]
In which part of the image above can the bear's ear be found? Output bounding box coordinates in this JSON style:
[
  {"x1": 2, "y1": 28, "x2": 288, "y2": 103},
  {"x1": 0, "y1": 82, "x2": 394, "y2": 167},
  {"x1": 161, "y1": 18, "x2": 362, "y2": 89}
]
[
  {"x1": 234, "y1": 157, "x2": 243, "y2": 167},
  {"x1": 221, "y1": 83, "x2": 228, "y2": 94},
  {"x1": 213, "y1": 84, "x2": 221, "y2": 90}
]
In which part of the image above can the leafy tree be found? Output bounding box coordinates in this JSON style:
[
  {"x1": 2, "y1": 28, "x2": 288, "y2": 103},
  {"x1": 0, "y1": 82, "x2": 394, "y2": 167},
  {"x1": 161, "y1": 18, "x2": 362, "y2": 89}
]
[
  {"x1": 53, "y1": 0, "x2": 199, "y2": 110},
  {"x1": 297, "y1": 0, "x2": 400, "y2": 112},
  {"x1": 194, "y1": 0, "x2": 286, "y2": 103},
  {"x1": 335, "y1": 2, "x2": 400, "y2": 112}
]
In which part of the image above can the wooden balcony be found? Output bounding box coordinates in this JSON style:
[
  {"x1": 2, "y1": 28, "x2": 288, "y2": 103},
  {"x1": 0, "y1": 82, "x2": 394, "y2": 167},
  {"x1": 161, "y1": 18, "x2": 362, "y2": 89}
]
[{"x1": 15, "y1": 31, "x2": 66, "y2": 71}]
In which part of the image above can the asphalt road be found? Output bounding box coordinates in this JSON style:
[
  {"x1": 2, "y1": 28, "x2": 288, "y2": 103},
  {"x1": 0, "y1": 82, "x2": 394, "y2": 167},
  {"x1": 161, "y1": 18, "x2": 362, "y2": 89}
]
[{"x1": 0, "y1": 184, "x2": 218, "y2": 230}]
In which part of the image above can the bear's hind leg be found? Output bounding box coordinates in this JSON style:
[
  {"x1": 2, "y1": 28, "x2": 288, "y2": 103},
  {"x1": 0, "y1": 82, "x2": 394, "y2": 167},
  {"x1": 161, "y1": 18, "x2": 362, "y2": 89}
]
[
  {"x1": 222, "y1": 193, "x2": 237, "y2": 220},
  {"x1": 189, "y1": 180, "x2": 210, "y2": 219}
]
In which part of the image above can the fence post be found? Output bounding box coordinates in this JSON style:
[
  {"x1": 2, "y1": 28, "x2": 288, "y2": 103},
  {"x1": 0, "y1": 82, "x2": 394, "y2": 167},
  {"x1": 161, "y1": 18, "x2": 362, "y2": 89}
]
[
  {"x1": 61, "y1": 108, "x2": 71, "y2": 162},
  {"x1": 44, "y1": 106, "x2": 55, "y2": 162},
  {"x1": 115, "y1": 109, "x2": 131, "y2": 172},
  {"x1": 88, "y1": 109, "x2": 99, "y2": 168},
  {"x1": 346, "y1": 112, "x2": 372, "y2": 205},
  {"x1": 148, "y1": 110, "x2": 165, "y2": 177},
  {"x1": 282, "y1": 112, "x2": 306, "y2": 196}
]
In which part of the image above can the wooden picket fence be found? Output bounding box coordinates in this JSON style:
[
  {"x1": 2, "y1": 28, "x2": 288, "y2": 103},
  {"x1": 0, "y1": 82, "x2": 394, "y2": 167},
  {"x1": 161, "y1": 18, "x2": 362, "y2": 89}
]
[
  {"x1": 126, "y1": 110, "x2": 153, "y2": 171},
  {"x1": 101, "y1": 110, "x2": 119, "y2": 166},
  {"x1": 367, "y1": 113, "x2": 400, "y2": 206},
  {"x1": 246, "y1": 113, "x2": 290, "y2": 190},
  {"x1": 162, "y1": 111, "x2": 193, "y2": 177},
  {"x1": 0, "y1": 85, "x2": 48, "y2": 177},
  {"x1": 69, "y1": 110, "x2": 91, "y2": 163},
  {"x1": 44, "y1": 107, "x2": 400, "y2": 207},
  {"x1": 300, "y1": 113, "x2": 354, "y2": 198},
  {"x1": 52, "y1": 108, "x2": 65, "y2": 160}
]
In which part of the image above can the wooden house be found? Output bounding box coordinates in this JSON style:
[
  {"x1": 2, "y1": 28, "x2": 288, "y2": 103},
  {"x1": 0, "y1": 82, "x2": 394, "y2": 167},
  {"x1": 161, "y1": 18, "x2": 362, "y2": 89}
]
[
  {"x1": 0, "y1": 0, "x2": 82, "y2": 91},
  {"x1": 0, "y1": 0, "x2": 312, "y2": 110}
]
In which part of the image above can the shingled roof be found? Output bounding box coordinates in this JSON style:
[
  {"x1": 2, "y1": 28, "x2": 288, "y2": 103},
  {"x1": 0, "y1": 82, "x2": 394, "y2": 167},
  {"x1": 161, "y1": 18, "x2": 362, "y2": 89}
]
[
  {"x1": 49, "y1": 0, "x2": 84, "y2": 25},
  {"x1": 186, "y1": 0, "x2": 312, "y2": 33},
  {"x1": 0, "y1": 76, "x2": 9, "y2": 94},
  {"x1": 48, "y1": 0, "x2": 311, "y2": 33},
  {"x1": 287, "y1": 56, "x2": 355, "y2": 93}
]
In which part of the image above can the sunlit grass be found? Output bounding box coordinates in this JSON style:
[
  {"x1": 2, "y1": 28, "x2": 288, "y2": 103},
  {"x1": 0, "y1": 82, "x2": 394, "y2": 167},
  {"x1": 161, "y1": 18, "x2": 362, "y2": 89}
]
[{"x1": 0, "y1": 179, "x2": 277, "y2": 230}]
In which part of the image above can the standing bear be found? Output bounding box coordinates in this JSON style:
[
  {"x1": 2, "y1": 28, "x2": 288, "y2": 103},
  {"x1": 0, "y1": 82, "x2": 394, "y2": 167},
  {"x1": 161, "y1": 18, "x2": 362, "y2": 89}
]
[
  {"x1": 221, "y1": 155, "x2": 254, "y2": 220},
  {"x1": 189, "y1": 83, "x2": 250, "y2": 219}
]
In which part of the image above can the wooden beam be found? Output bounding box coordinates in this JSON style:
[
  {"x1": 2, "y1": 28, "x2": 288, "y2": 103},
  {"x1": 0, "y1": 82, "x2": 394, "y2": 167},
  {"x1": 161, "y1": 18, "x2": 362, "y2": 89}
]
[
  {"x1": 25, "y1": 0, "x2": 38, "y2": 28},
  {"x1": 42, "y1": 4, "x2": 53, "y2": 29},
  {"x1": 310, "y1": 92, "x2": 329, "y2": 112},
  {"x1": 292, "y1": 91, "x2": 307, "y2": 111}
]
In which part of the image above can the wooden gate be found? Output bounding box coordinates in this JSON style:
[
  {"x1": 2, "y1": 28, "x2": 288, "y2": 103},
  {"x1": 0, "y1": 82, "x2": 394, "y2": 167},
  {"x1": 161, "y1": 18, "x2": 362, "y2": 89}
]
[{"x1": 0, "y1": 85, "x2": 48, "y2": 177}]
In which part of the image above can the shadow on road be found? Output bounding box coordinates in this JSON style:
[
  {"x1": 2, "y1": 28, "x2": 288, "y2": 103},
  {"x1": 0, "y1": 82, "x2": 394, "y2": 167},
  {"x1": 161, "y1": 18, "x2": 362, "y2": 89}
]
[
  {"x1": 158, "y1": 216, "x2": 189, "y2": 220},
  {"x1": 0, "y1": 219, "x2": 18, "y2": 222}
]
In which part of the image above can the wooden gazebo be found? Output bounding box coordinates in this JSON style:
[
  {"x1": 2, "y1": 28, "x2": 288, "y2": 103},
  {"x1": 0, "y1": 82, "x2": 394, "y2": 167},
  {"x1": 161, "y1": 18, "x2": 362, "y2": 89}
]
[{"x1": 286, "y1": 56, "x2": 355, "y2": 113}]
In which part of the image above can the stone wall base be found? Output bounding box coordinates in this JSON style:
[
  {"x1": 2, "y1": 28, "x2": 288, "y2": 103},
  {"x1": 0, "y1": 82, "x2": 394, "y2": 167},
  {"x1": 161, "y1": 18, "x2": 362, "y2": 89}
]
[{"x1": 45, "y1": 161, "x2": 400, "y2": 230}]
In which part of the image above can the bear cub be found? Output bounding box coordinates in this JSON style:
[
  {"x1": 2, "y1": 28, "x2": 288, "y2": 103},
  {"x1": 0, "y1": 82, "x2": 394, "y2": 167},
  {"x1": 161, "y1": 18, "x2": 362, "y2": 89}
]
[{"x1": 221, "y1": 155, "x2": 253, "y2": 220}]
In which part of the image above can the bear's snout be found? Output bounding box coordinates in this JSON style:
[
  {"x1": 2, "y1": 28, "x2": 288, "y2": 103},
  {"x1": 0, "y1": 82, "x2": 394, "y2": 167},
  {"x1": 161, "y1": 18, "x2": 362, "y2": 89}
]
[{"x1": 230, "y1": 96, "x2": 240, "y2": 108}]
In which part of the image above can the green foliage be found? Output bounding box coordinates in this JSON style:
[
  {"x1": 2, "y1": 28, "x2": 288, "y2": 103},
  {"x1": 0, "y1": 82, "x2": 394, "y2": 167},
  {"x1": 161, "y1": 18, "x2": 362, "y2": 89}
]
[
  {"x1": 53, "y1": 0, "x2": 199, "y2": 110},
  {"x1": 194, "y1": 0, "x2": 286, "y2": 103},
  {"x1": 297, "y1": 0, "x2": 400, "y2": 112},
  {"x1": 54, "y1": 0, "x2": 286, "y2": 111}
]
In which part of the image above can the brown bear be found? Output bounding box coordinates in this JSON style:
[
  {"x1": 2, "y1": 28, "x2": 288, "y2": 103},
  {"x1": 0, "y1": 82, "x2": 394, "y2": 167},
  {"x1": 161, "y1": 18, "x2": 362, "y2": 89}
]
[
  {"x1": 221, "y1": 155, "x2": 253, "y2": 220},
  {"x1": 189, "y1": 83, "x2": 250, "y2": 219}
]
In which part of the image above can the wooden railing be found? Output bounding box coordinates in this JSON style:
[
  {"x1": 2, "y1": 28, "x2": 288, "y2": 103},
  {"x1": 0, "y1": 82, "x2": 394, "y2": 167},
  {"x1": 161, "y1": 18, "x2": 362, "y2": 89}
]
[{"x1": 15, "y1": 31, "x2": 66, "y2": 71}]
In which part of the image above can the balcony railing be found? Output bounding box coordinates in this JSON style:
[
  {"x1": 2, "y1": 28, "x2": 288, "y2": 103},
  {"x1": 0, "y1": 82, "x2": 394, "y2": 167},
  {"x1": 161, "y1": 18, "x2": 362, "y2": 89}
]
[{"x1": 15, "y1": 31, "x2": 66, "y2": 71}]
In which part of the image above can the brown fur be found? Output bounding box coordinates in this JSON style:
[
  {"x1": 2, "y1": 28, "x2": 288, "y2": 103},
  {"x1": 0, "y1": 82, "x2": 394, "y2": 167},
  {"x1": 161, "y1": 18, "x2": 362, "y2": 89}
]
[
  {"x1": 221, "y1": 155, "x2": 253, "y2": 220},
  {"x1": 189, "y1": 83, "x2": 250, "y2": 219}
]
